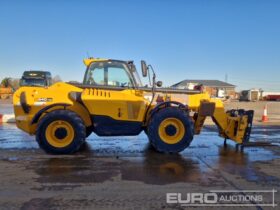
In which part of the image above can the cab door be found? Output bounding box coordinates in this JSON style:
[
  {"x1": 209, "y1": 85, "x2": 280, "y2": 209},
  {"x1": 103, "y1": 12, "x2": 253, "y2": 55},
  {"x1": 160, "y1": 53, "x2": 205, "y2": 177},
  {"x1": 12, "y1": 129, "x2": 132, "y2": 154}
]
[{"x1": 82, "y1": 61, "x2": 147, "y2": 135}]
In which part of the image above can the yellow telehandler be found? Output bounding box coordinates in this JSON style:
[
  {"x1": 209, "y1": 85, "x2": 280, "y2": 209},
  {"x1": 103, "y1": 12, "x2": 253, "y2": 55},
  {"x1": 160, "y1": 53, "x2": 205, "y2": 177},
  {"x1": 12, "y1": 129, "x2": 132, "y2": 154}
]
[{"x1": 13, "y1": 57, "x2": 254, "y2": 154}]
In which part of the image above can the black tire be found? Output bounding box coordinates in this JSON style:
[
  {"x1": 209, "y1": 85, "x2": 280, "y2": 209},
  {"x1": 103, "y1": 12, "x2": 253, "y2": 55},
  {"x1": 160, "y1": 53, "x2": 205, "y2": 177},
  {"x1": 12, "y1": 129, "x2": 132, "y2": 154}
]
[
  {"x1": 36, "y1": 110, "x2": 86, "y2": 154},
  {"x1": 143, "y1": 127, "x2": 148, "y2": 136},
  {"x1": 148, "y1": 107, "x2": 194, "y2": 153}
]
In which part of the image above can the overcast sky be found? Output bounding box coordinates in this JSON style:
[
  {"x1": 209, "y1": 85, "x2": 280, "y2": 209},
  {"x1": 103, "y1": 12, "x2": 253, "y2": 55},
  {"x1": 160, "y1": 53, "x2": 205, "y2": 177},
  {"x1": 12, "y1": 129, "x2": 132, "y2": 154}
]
[{"x1": 0, "y1": 0, "x2": 279, "y2": 91}]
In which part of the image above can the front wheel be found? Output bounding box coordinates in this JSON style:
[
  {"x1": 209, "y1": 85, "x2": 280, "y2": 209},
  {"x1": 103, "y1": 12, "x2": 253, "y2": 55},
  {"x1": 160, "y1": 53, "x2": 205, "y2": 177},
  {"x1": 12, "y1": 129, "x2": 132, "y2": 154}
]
[
  {"x1": 36, "y1": 110, "x2": 86, "y2": 154},
  {"x1": 147, "y1": 107, "x2": 194, "y2": 153}
]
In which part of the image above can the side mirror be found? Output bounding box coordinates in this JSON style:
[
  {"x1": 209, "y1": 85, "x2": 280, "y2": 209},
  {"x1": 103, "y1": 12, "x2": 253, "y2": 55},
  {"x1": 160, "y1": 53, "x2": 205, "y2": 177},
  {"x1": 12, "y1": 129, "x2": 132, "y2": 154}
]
[
  {"x1": 19, "y1": 79, "x2": 23, "y2": 87},
  {"x1": 141, "y1": 60, "x2": 148, "y2": 77},
  {"x1": 156, "y1": 81, "x2": 162, "y2": 87}
]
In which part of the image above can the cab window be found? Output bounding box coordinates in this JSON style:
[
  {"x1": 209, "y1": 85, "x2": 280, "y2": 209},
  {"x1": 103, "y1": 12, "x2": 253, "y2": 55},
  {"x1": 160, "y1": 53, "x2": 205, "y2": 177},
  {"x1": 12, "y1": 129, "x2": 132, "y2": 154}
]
[
  {"x1": 91, "y1": 67, "x2": 104, "y2": 85},
  {"x1": 84, "y1": 61, "x2": 134, "y2": 87},
  {"x1": 108, "y1": 66, "x2": 131, "y2": 87}
]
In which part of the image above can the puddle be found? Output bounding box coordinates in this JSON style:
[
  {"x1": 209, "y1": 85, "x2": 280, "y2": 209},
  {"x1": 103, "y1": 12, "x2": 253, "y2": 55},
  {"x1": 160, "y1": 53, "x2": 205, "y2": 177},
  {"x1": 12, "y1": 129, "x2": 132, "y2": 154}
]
[
  {"x1": 25, "y1": 143, "x2": 279, "y2": 187},
  {"x1": 31, "y1": 157, "x2": 120, "y2": 184},
  {"x1": 29, "y1": 148, "x2": 227, "y2": 187}
]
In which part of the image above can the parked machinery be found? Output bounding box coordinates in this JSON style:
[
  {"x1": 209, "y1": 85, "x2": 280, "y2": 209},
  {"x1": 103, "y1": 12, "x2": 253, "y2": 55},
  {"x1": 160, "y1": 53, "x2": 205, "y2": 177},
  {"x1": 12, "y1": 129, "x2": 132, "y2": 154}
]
[{"x1": 13, "y1": 57, "x2": 254, "y2": 154}]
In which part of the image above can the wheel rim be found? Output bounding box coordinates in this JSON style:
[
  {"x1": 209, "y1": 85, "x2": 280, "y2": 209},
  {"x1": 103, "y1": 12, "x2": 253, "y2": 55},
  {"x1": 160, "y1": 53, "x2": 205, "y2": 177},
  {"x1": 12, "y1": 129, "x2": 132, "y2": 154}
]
[
  {"x1": 45, "y1": 120, "x2": 75, "y2": 148},
  {"x1": 158, "y1": 118, "x2": 185, "y2": 144}
]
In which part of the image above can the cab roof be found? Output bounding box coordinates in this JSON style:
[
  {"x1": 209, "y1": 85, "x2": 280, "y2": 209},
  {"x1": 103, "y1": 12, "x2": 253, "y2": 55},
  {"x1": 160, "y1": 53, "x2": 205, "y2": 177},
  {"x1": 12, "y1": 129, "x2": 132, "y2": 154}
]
[
  {"x1": 22, "y1": 70, "x2": 51, "y2": 78},
  {"x1": 83, "y1": 57, "x2": 133, "y2": 67}
]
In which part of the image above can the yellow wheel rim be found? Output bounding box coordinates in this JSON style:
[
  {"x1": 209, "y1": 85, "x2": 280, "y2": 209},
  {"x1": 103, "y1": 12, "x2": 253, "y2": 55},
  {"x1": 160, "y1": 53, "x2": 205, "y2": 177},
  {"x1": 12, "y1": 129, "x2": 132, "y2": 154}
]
[
  {"x1": 158, "y1": 118, "x2": 185, "y2": 144},
  {"x1": 45, "y1": 120, "x2": 75, "y2": 148}
]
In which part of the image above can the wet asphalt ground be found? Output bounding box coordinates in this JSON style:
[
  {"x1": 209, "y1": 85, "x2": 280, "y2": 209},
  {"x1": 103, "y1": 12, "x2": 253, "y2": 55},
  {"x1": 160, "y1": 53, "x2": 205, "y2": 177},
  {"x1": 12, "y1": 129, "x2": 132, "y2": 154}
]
[
  {"x1": 0, "y1": 122, "x2": 279, "y2": 210},
  {"x1": 0, "y1": 100, "x2": 279, "y2": 209}
]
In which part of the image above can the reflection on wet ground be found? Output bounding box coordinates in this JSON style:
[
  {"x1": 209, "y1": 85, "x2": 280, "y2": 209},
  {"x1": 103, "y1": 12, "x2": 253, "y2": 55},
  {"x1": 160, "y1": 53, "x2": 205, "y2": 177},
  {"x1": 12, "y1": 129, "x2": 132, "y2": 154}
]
[
  {"x1": 1, "y1": 123, "x2": 279, "y2": 187},
  {"x1": 24, "y1": 145, "x2": 278, "y2": 188},
  {"x1": 31, "y1": 147, "x2": 220, "y2": 187}
]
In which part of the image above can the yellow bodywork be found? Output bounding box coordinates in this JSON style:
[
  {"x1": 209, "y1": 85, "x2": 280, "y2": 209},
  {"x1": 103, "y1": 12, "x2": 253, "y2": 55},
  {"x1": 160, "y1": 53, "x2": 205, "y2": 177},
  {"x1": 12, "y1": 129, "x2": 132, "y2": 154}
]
[
  {"x1": 83, "y1": 57, "x2": 108, "y2": 66},
  {"x1": 13, "y1": 82, "x2": 150, "y2": 135},
  {"x1": 13, "y1": 82, "x2": 250, "y2": 144},
  {"x1": 13, "y1": 82, "x2": 91, "y2": 134},
  {"x1": 188, "y1": 93, "x2": 249, "y2": 143},
  {"x1": 81, "y1": 88, "x2": 148, "y2": 122}
]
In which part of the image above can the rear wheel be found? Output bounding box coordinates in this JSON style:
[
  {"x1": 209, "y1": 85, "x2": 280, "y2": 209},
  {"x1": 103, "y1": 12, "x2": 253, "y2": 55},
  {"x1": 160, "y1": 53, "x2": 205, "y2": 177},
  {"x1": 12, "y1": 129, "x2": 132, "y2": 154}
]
[
  {"x1": 36, "y1": 110, "x2": 86, "y2": 154},
  {"x1": 147, "y1": 107, "x2": 194, "y2": 153}
]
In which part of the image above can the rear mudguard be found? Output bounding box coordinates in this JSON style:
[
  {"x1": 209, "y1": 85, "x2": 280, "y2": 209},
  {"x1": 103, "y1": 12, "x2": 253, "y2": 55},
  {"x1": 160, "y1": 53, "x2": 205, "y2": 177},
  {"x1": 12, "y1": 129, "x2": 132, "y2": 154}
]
[
  {"x1": 31, "y1": 103, "x2": 71, "y2": 124},
  {"x1": 13, "y1": 82, "x2": 92, "y2": 135}
]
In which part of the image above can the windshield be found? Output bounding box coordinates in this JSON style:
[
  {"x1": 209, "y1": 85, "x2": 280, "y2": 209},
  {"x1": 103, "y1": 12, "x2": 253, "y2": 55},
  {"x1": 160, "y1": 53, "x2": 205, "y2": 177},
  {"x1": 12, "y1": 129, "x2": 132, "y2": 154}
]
[
  {"x1": 20, "y1": 79, "x2": 46, "y2": 87},
  {"x1": 84, "y1": 61, "x2": 135, "y2": 87}
]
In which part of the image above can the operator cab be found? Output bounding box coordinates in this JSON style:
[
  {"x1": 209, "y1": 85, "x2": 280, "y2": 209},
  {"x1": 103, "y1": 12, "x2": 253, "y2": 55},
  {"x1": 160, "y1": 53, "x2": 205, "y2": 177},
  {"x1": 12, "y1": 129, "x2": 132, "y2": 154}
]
[{"x1": 83, "y1": 60, "x2": 142, "y2": 88}]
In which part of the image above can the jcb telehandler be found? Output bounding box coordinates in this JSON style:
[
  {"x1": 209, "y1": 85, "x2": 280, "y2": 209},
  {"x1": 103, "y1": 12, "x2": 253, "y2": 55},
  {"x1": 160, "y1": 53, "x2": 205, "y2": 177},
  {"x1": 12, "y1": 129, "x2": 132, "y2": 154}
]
[{"x1": 13, "y1": 57, "x2": 254, "y2": 154}]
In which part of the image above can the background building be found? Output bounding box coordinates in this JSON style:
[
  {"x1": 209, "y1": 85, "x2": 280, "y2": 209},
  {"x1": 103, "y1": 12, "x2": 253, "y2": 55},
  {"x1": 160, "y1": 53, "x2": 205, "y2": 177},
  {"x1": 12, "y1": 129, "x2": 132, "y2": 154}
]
[{"x1": 172, "y1": 79, "x2": 236, "y2": 98}]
